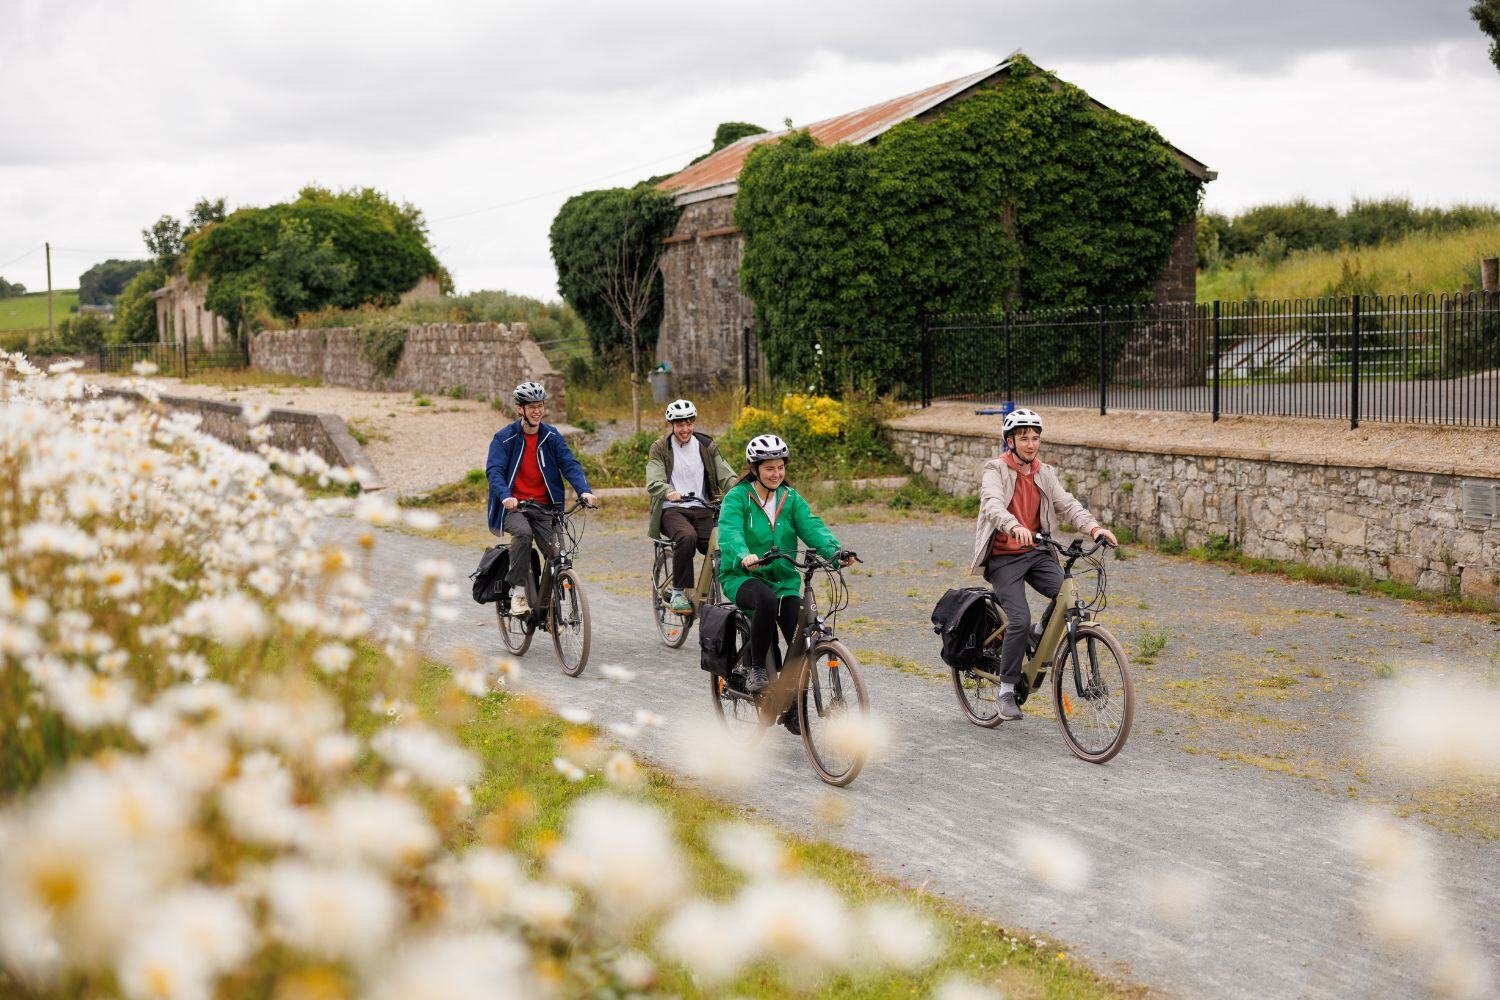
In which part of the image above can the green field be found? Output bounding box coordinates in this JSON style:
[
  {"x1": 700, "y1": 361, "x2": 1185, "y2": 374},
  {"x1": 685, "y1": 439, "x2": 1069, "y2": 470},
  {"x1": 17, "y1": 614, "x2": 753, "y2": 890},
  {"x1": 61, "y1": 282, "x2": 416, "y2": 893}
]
[
  {"x1": 1199, "y1": 222, "x2": 1500, "y2": 302},
  {"x1": 0, "y1": 289, "x2": 81, "y2": 334}
]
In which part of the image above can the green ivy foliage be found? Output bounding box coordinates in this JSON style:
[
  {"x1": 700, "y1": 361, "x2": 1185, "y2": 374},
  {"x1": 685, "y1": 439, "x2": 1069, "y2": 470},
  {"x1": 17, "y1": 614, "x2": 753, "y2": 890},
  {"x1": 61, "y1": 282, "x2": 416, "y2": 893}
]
[
  {"x1": 186, "y1": 187, "x2": 441, "y2": 339},
  {"x1": 111, "y1": 265, "x2": 167, "y2": 344},
  {"x1": 735, "y1": 57, "x2": 1202, "y2": 392},
  {"x1": 548, "y1": 184, "x2": 680, "y2": 361}
]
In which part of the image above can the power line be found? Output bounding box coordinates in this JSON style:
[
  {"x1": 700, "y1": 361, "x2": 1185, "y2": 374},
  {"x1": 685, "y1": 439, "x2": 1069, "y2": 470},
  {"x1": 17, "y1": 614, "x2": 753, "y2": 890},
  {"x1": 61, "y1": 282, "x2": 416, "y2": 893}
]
[
  {"x1": 431, "y1": 143, "x2": 706, "y2": 222},
  {"x1": 0, "y1": 246, "x2": 42, "y2": 270}
]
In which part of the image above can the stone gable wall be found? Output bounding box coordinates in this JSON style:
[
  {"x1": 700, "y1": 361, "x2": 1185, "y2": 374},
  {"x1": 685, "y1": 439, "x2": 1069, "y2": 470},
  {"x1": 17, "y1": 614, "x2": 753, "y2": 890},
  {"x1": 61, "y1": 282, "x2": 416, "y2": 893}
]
[
  {"x1": 656, "y1": 195, "x2": 758, "y2": 391},
  {"x1": 885, "y1": 422, "x2": 1500, "y2": 601},
  {"x1": 249, "y1": 322, "x2": 565, "y2": 417}
]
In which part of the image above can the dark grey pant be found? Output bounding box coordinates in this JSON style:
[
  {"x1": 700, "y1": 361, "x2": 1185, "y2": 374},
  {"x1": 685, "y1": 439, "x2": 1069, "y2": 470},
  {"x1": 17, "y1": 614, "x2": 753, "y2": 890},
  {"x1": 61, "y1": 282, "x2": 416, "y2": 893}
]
[
  {"x1": 662, "y1": 505, "x2": 715, "y2": 589},
  {"x1": 985, "y1": 548, "x2": 1063, "y2": 684},
  {"x1": 503, "y1": 508, "x2": 557, "y2": 588}
]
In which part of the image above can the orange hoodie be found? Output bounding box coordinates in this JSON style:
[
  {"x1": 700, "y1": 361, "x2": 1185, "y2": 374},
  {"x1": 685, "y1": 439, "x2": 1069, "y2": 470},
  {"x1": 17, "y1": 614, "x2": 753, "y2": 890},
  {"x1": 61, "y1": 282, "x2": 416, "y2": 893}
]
[{"x1": 988, "y1": 451, "x2": 1041, "y2": 556}]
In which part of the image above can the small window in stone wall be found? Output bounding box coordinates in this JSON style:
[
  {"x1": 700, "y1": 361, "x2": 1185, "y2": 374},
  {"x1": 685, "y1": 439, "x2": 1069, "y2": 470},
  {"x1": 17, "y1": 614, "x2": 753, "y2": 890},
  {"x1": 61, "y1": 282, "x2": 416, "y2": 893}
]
[{"x1": 1461, "y1": 481, "x2": 1497, "y2": 524}]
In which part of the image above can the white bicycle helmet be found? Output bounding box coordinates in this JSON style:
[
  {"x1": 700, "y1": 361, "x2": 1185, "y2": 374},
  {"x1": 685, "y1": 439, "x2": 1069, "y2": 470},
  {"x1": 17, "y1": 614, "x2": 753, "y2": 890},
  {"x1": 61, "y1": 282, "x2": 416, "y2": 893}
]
[
  {"x1": 1002, "y1": 407, "x2": 1043, "y2": 437},
  {"x1": 665, "y1": 398, "x2": 697, "y2": 421},
  {"x1": 745, "y1": 434, "x2": 790, "y2": 463},
  {"x1": 513, "y1": 381, "x2": 549, "y2": 405}
]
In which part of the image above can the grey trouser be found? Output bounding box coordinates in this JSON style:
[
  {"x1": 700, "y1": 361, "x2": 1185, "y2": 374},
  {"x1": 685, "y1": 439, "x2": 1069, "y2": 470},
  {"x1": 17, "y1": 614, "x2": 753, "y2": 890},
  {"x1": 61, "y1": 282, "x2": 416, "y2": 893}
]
[
  {"x1": 985, "y1": 548, "x2": 1063, "y2": 684},
  {"x1": 503, "y1": 508, "x2": 557, "y2": 588}
]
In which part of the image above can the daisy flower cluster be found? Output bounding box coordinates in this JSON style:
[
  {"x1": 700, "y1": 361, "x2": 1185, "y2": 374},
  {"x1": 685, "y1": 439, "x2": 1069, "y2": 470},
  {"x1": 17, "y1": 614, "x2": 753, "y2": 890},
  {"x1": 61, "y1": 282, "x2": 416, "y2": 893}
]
[{"x1": 0, "y1": 355, "x2": 954, "y2": 999}]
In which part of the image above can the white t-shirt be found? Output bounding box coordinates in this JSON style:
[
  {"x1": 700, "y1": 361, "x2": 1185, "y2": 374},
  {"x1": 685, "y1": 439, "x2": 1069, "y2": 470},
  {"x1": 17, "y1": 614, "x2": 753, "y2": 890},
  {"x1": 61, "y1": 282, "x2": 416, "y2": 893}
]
[
  {"x1": 757, "y1": 485, "x2": 781, "y2": 528},
  {"x1": 665, "y1": 436, "x2": 706, "y2": 508}
]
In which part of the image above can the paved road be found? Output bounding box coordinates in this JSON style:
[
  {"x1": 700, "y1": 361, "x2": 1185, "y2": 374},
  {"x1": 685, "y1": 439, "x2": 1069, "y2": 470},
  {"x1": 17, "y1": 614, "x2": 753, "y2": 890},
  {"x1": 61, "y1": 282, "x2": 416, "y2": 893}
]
[{"x1": 330, "y1": 516, "x2": 1497, "y2": 999}]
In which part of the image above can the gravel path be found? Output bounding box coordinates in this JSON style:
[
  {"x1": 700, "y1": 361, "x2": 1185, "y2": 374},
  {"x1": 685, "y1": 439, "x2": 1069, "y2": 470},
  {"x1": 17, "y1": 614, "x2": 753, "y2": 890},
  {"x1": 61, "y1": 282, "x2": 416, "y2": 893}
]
[
  {"x1": 332, "y1": 508, "x2": 1498, "y2": 999},
  {"x1": 93, "y1": 375, "x2": 511, "y2": 494}
]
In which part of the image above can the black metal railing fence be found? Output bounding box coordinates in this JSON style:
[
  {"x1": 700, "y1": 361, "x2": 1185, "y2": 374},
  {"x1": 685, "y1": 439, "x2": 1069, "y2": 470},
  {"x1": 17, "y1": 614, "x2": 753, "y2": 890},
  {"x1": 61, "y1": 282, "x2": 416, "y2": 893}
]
[
  {"x1": 97, "y1": 339, "x2": 250, "y2": 378},
  {"x1": 919, "y1": 292, "x2": 1499, "y2": 428}
]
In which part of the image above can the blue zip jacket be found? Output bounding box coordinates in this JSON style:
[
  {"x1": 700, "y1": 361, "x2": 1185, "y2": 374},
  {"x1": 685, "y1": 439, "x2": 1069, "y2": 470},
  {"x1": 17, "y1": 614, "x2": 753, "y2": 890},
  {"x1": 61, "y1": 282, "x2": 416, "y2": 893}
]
[{"x1": 485, "y1": 420, "x2": 592, "y2": 532}]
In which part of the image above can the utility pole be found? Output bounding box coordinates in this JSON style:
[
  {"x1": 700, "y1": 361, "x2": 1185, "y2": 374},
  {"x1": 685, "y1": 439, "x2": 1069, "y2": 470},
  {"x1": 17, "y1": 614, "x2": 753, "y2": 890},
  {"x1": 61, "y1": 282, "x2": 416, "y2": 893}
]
[{"x1": 45, "y1": 242, "x2": 53, "y2": 336}]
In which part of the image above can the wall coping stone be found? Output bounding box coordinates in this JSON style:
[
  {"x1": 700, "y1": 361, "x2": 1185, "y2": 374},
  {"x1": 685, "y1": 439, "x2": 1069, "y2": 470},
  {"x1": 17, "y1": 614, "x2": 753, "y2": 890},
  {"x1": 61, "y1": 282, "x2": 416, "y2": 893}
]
[{"x1": 883, "y1": 413, "x2": 1489, "y2": 481}]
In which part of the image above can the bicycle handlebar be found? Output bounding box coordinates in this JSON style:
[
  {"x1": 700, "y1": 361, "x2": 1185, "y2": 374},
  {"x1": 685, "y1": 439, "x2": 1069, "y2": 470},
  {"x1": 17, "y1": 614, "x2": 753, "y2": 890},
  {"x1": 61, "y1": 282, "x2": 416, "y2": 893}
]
[
  {"x1": 514, "y1": 497, "x2": 595, "y2": 516},
  {"x1": 1034, "y1": 531, "x2": 1111, "y2": 558},
  {"x1": 749, "y1": 547, "x2": 861, "y2": 570}
]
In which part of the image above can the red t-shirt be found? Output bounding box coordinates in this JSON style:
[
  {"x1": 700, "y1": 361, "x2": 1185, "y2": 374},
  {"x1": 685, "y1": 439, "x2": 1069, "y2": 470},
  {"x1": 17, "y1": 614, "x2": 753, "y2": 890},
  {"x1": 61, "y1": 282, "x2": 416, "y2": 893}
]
[
  {"x1": 990, "y1": 452, "x2": 1042, "y2": 556},
  {"x1": 511, "y1": 431, "x2": 549, "y2": 503}
]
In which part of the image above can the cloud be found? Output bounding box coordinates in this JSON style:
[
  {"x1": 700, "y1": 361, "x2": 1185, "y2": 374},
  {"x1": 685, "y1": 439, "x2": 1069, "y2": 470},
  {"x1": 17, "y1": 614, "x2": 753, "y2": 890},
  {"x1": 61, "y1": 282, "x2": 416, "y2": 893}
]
[{"x1": 1, "y1": 1, "x2": 1497, "y2": 300}]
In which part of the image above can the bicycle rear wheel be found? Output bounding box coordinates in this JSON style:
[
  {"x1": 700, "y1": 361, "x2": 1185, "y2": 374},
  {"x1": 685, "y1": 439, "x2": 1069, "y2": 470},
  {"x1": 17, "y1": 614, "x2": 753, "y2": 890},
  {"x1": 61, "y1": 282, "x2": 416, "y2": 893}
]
[
  {"x1": 952, "y1": 604, "x2": 1004, "y2": 728},
  {"x1": 799, "y1": 640, "x2": 870, "y2": 787},
  {"x1": 550, "y1": 569, "x2": 591, "y2": 677},
  {"x1": 652, "y1": 547, "x2": 690, "y2": 648},
  {"x1": 1052, "y1": 625, "x2": 1134, "y2": 763},
  {"x1": 710, "y1": 614, "x2": 766, "y2": 746},
  {"x1": 496, "y1": 602, "x2": 534, "y2": 655}
]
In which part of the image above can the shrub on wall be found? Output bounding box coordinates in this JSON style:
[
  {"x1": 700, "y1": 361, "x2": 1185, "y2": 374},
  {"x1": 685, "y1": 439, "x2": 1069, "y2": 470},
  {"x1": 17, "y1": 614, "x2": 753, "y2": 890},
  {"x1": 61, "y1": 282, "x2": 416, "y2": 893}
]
[{"x1": 735, "y1": 56, "x2": 1202, "y2": 392}]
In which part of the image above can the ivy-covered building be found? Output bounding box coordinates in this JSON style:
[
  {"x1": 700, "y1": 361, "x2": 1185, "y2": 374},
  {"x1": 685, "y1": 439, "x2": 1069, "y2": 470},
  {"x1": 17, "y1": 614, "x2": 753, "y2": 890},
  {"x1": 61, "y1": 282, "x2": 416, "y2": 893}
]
[{"x1": 654, "y1": 56, "x2": 1214, "y2": 389}]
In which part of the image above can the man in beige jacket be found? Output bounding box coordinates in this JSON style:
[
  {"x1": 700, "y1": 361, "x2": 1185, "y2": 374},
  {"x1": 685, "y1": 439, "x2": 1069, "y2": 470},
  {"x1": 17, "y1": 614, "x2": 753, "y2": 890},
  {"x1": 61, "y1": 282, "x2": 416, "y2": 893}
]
[{"x1": 969, "y1": 408, "x2": 1117, "y2": 720}]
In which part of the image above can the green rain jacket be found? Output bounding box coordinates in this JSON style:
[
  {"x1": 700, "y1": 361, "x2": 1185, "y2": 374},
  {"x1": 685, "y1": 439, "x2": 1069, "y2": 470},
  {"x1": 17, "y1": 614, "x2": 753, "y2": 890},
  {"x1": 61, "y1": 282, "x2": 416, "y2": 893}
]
[{"x1": 716, "y1": 478, "x2": 842, "y2": 603}]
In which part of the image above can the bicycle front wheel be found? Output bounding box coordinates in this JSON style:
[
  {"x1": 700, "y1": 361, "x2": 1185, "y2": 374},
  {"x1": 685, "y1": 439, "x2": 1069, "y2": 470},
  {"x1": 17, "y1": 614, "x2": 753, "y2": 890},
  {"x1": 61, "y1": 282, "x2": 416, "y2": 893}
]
[
  {"x1": 550, "y1": 569, "x2": 591, "y2": 677},
  {"x1": 710, "y1": 613, "x2": 766, "y2": 745},
  {"x1": 799, "y1": 640, "x2": 871, "y2": 787},
  {"x1": 653, "y1": 548, "x2": 690, "y2": 648},
  {"x1": 1052, "y1": 625, "x2": 1134, "y2": 763},
  {"x1": 496, "y1": 602, "x2": 534, "y2": 655}
]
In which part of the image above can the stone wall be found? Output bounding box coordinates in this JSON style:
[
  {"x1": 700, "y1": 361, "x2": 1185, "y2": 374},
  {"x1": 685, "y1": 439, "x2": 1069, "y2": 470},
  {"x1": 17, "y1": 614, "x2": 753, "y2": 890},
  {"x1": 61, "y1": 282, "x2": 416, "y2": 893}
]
[
  {"x1": 249, "y1": 322, "x2": 565, "y2": 417},
  {"x1": 102, "y1": 389, "x2": 382, "y2": 489},
  {"x1": 656, "y1": 195, "x2": 758, "y2": 391},
  {"x1": 885, "y1": 421, "x2": 1500, "y2": 601},
  {"x1": 1149, "y1": 218, "x2": 1198, "y2": 305}
]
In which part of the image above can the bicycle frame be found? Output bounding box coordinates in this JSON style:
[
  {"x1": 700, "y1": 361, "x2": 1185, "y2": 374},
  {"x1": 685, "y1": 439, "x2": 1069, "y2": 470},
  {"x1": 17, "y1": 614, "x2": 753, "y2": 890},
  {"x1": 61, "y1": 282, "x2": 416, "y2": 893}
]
[
  {"x1": 969, "y1": 534, "x2": 1106, "y2": 697},
  {"x1": 653, "y1": 501, "x2": 722, "y2": 614},
  {"x1": 724, "y1": 550, "x2": 847, "y2": 718},
  {"x1": 514, "y1": 500, "x2": 586, "y2": 617}
]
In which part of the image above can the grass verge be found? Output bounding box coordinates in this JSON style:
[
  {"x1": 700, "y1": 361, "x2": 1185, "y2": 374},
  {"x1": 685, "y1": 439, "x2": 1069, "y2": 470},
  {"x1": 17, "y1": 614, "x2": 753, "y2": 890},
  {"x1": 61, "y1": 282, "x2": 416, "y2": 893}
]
[{"x1": 381, "y1": 652, "x2": 1141, "y2": 999}]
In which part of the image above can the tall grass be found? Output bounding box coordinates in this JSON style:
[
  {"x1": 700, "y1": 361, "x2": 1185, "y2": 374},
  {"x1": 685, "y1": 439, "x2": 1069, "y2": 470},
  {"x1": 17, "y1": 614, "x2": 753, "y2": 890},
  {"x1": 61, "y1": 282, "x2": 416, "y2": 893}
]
[{"x1": 1199, "y1": 223, "x2": 1500, "y2": 302}]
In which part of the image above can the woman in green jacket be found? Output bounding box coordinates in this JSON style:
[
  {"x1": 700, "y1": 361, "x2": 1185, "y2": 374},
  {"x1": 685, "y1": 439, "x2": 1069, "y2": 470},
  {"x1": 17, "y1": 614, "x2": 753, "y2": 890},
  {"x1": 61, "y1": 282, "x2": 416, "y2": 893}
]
[{"x1": 717, "y1": 434, "x2": 850, "y2": 698}]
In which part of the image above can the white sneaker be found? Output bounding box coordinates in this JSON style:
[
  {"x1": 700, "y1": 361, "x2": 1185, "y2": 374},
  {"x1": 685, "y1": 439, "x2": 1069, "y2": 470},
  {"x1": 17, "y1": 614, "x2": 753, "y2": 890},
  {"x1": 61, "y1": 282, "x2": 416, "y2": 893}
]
[{"x1": 510, "y1": 586, "x2": 530, "y2": 615}]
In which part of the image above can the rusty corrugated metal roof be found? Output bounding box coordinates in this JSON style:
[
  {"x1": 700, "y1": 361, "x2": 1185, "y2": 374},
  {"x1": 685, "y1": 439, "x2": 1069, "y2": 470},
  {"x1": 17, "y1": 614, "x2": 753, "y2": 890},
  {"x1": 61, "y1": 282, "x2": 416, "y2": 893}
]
[
  {"x1": 656, "y1": 57, "x2": 1213, "y2": 202},
  {"x1": 657, "y1": 62, "x2": 1010, "y2": 200}
]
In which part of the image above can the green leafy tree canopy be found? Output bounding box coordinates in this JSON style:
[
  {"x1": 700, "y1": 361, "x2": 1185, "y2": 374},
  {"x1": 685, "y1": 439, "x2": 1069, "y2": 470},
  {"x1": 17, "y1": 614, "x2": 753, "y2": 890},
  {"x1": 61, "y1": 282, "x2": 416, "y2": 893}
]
[
  {"x1": 185, "y1": 186, "x2": 441, "y2": 339},
  {"x1": 1474, "y1": 0, "x2": 1500, "y2": 71},
  {"x1": 548, "y1": 184, "x2": 679, "y2": 360},
  {"x1": 78, "y1": 259, "x2": 152, "y2": 305}
]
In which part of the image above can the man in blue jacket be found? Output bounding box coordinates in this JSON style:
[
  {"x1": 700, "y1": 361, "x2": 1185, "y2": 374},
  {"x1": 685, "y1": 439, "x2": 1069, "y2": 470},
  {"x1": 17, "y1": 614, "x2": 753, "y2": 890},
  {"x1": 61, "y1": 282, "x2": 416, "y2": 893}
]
[{"x1": 486, "y1": 381, "x2": 598, "y2": 614}]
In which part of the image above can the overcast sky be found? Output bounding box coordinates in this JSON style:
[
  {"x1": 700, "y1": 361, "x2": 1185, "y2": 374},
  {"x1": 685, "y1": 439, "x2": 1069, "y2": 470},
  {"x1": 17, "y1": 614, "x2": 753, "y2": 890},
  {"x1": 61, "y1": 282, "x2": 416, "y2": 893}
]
[{"x1": 2, "y1": 0, "x2": 1497, "y2": 301}]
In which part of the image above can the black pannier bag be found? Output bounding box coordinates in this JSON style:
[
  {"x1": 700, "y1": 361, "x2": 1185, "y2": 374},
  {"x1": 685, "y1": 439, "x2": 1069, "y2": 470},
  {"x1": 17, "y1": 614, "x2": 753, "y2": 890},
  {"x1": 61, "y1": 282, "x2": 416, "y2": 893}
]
[
  {"x1": 470, "y1": 546, "x2": 510, "y2": 604},
  {"x1": 930, "y1": 587, "x2": 996, "y2": 667},
  {"x1": 698, "y1": 602, "x2": 741, "y2": 675}
]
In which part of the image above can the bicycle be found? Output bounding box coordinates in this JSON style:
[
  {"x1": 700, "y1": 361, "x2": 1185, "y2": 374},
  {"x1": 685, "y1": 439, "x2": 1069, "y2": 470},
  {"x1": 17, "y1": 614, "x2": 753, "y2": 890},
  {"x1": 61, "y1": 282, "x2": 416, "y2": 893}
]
[
  {"x1": 951, "y1": 532, "x2": 1134, "y2": 763},
  {"x1": 710, "y1": 547, "x2": 870, "y2": 787},
  {"x1": 496, "y1": 498, "x2": 593, "y2": 677},
  {"x1": 650, "y1": 494, "x2": 721, "y2": 648}
]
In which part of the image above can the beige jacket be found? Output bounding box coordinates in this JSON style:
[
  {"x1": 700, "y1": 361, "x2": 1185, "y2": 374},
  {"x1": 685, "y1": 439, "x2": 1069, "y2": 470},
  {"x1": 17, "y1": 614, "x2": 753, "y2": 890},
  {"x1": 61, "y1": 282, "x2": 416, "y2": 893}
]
[{"x1": 969, "y1": 456, "x2": 1101, "y2": 576}]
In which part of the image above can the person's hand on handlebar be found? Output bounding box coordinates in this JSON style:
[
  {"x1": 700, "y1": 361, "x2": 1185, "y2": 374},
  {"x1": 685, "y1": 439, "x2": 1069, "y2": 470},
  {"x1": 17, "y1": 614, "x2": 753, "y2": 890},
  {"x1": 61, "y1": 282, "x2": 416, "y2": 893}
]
[
  {"x1": 1010, "y1": 525, "x2": 1035, "y2": 547},
  {"x1": 1090, "y1": 526, "x2": 1119, "y2": 547},
  {"x1": 741, "y1": 554, "x2": 761, "y2": 570},
  {"x1": 835, "y1": 549, "x2": 861, "y2": 567},
  {"x1": 580, "y1": 492, "x2": 599, "y2": 509},
  {"x1": 666, "y1": 490, "x2": 682, "y2": 502},
  {"x1": 502, "y1": 497, "x2": 519, "y2": 511}
]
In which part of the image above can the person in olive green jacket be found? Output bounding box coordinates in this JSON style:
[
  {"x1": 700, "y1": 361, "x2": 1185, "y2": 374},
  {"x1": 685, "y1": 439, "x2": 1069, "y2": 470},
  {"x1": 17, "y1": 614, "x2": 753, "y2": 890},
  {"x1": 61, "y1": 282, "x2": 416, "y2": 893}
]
[
  {"x1": 646, "y1": 399, "x2": 737, "y2": 612},
  {"x1": 717, "y1": 434, "x2": 850, "y2": 701}
]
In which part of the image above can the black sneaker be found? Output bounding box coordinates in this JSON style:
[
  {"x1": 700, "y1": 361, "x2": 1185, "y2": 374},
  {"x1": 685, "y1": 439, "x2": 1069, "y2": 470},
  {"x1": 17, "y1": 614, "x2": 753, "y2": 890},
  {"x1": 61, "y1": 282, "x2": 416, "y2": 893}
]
[
  {"x1": 998, "y1": 691, "x2": 1023, "y2": 721},
  {"x1": 780, "y1": 707, "x2": 801, "y2": 736},
  {"x1": 746, "y1": 665, "x2": 769, "y2": 694}
]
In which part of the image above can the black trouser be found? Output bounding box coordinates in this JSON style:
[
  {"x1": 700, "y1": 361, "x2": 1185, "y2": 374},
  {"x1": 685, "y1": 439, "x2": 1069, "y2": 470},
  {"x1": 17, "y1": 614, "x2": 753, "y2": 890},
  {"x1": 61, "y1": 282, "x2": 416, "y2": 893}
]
[
  {"x1": 662, "y1": 505, "x2": 714, "y2": 589},
  {"x1": 734, "y1": 578, "x2": 800, "y2": 674},
  {"x1": 503, "y1": 508, "x2": 557, "y2": 588},
  {"x1": 985, "y1": 548, "x2": 1063, "y2": 684}
]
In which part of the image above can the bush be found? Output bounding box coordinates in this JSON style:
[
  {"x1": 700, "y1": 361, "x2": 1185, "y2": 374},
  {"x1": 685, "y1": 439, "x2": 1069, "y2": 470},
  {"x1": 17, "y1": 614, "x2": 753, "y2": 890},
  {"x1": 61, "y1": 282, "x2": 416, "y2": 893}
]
[
  {"x1": 721, "y1": 391, "x2": 901, "y2": 481},
  {"x1": 111, "y1": 265, "x2": 167, "y2": 343},
  {"x1": 577, "y1": 429, "x2": 657, "y2": 488}
]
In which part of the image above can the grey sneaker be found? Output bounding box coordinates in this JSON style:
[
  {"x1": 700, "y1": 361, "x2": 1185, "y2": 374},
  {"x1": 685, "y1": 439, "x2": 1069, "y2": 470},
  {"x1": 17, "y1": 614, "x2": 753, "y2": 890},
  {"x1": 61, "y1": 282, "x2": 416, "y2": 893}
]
[
  {"x1": 669, "y1": 590, "x2": 692, "y2": 613},
  {"x1": 998, "y1": 691, "x2": 1023, "y2": 721},
  {"x1": 746, "y1": 665, "x2": 769, "y2": 694},
  {"x1": 509, "y1": 586, "x2": 530, "y2": 616}
]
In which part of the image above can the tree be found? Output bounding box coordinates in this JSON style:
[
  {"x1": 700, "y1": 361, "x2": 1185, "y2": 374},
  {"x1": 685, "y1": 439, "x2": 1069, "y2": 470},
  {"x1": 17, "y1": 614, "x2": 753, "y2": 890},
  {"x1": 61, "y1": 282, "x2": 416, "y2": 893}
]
[
  {"x1": 1474, "y1": 0, "x2": 1500, "y2": 71},
  {"x1": 594, "y1": 224, "x2": 666, "y2": 430},
  {"x1": 111, "y1": 266, "x2": 166, "y2": 343},
  {"x1": 78, "y1": 259, "x2": 152, "y2": 305},
  {"x1": 0, "y1": 276, "x2": 25, "y2": 298},
  {"x1": 549, "y1": 185, "x2": 680, "y2": 362},
  {"x1": 143, "y1": 215, "x2": 187, "y2": 269}
]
